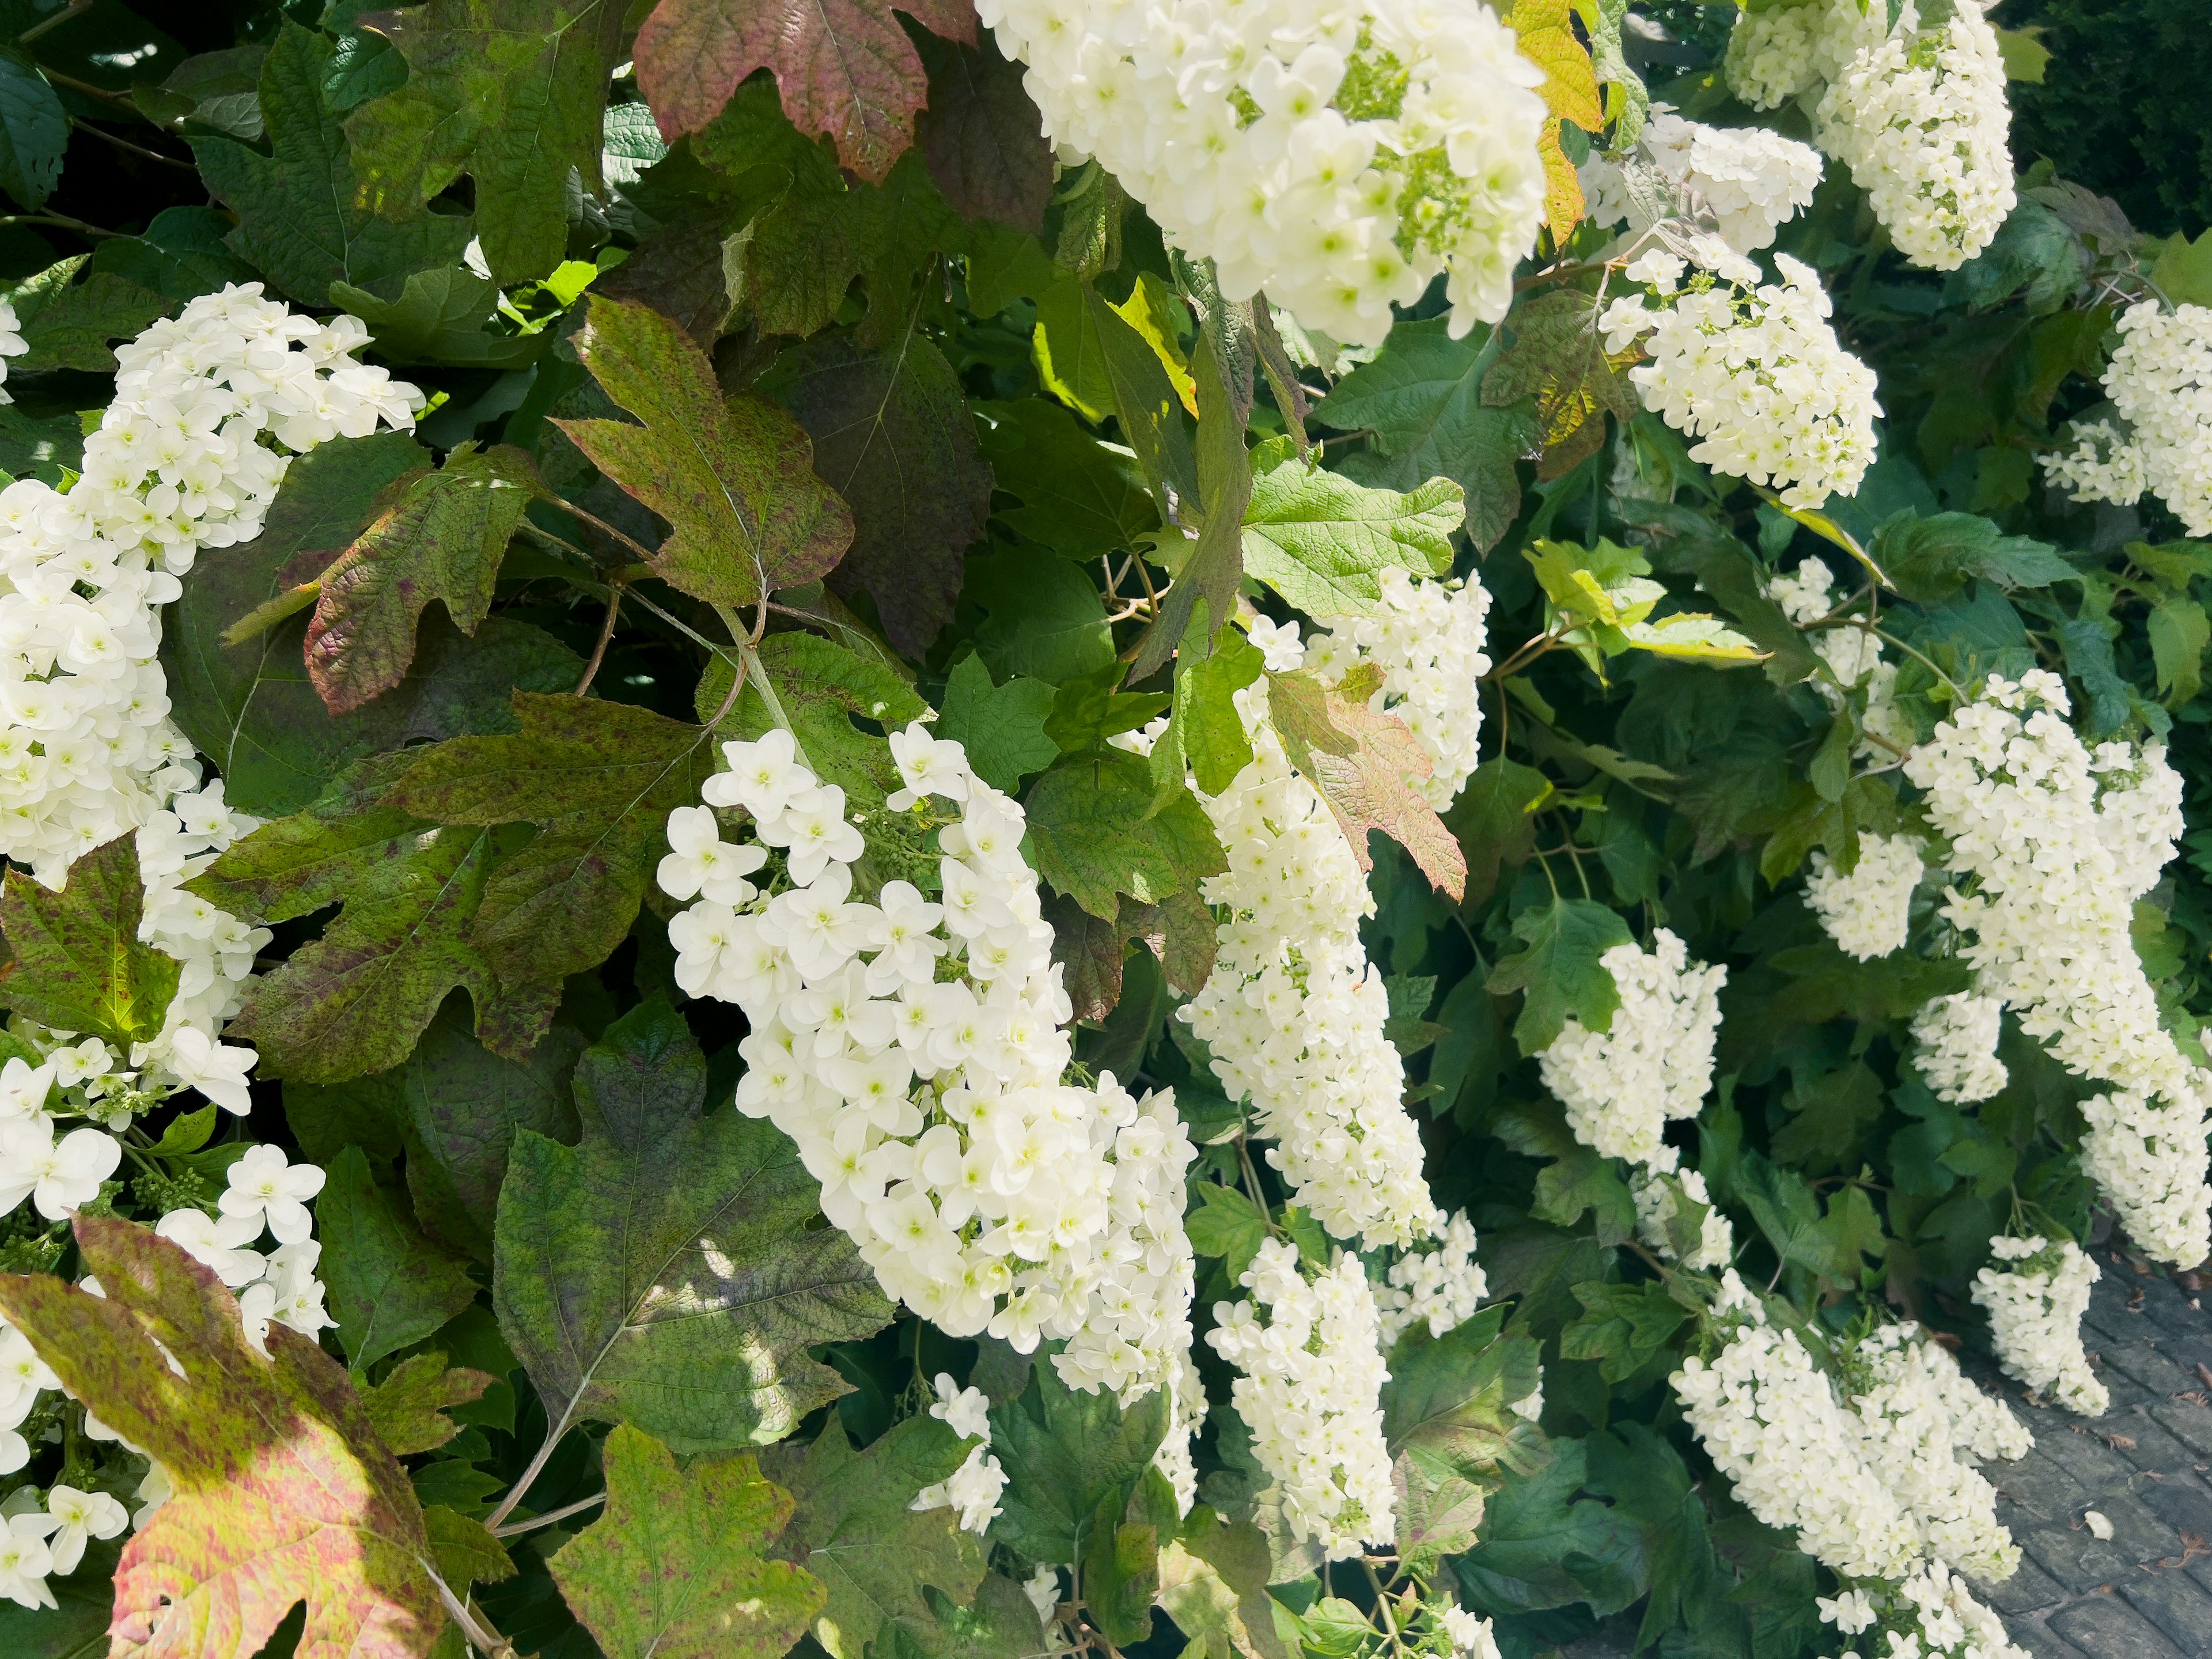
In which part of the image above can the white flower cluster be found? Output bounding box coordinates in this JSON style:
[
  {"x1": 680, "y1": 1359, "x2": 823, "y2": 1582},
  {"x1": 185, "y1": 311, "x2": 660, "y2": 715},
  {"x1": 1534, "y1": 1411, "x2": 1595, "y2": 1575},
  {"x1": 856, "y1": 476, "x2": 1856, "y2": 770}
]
[
  {"x1": 2043, "y1": 303, "x2": 2212, "y2": 536},
  {"x1": 1538, "y1": 930, "x2": 1725, "y2": 1173},
  {"x1": 0, "y1": 284, "x2": 420, "y2": 885},
  {"x1": 0, "y1": 1481, "x2": 126, "y2": 1609},
  {"x1": 1839, "y1": 1323, "x2": 2029, "y2": 1582},
  {"x1": 1673, "y1": 1317, "x2": 1922, "y2": 1581},
  {"x1": 1304, "y1": 567, "x2": 1492, "y2": 806},
  {"x1": 2040, "y1": 419, "x2": 2147, "y2": 513},
  {"x1": 1803, "y1": 832, "x2": 1924, "y2": 960},
  {"x1": 663, "y1": 725, "x2": 1202, "y2": 1493},
  {"x1": 1725, "y1": 0, "x2": 2013, "y2": 270},
  {"x1": 1376, "y1": 1210, "x2": 1486, "y2": 1347},
  {"x1": 1634, "y1": 1167, "x2": 1735, "y2": 1271},
  {"x1": 975, "y1": 0, "x2": 1548, "y2": 344},
  {"x1": 1762, "y1": 556, "x2": 1918, "y2": 760},
  {"x1": 1910, "y1": 992, "x2": 2008, "y2": 1105},
  {"x1": 1580, "y1": 104, "x2": 1821, "y2": 259},
  {"x1": 1438, "y1": 1605, "x2": 1502, "y2": 1659},
  {"x1": 1969, "y1": 1234, "x2": 2107, "y2": 1416},
  {"x1": 1603, "y1": 255, "x2": 1881, "y2": 509},
  {"x1": 909, "y1": 1374, "x2": 1007, "y2": 1535},
  {"x1": 1813, "y1": 2, "x2": 2015, "y2": 271},
  {"x1": 1820, "y1": 1561, "x2": 2035, "y2": 1659},
  {"x1": 1904, "y1": 671, "x2": 2211, "y2": 1265},
  {"x1": 1207, "y1": 1240, "x2": 1395, "y2": 1559},
  {"x1": 1181, "y1": 708, "x2": 1439, "y2": 1249}
]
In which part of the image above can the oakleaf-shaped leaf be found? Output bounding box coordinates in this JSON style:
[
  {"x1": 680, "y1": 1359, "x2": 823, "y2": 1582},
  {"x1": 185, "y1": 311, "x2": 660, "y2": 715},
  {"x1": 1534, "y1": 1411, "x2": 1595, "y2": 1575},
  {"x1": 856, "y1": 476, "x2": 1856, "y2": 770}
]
[
  {"x1": 768, "y1": 331, "x2": 993, "y2": 658},
  {"x1": 770, "y1": 1414, "x2": 984, "y2": 1658},
  {"x1": 1618, "y1": 611, "x2": 1765, "y2": 662},
  {"x1": 549, "y1": 1423, "x2": 827, "y2": 1659},
  {"x1": 1240, "y1": 452, "x2": 1461, "y2": 618},
  {"x1": 1484, "y1": 897, "x2": 1633, "y2": 1054},
  {"x1": 190, "y1": 755, "x2": 561, "y2": 1083},
  {"x1": 346, "y1": 0, "x2": 630, "y2": 284},
  {"x1": 302, "y1": 442, "x2": 540, "y2": 715},
  {"x1": 1022, "y1": 750, "x2": 1226, "y2": 922},
  {"x1": 1265, "y1": 669, "x2": 1467, "y2": 900},
  {"x1": 386, "y1": 692, "x2": 717, "y2": 986},
  {"x1": 0, "y1": 1217, "x2": 444, "y2": 1659},
  {"x1": 1484, "y1": 290, "x2": 1641, "y2": 479},
  {"x1": 0, "y1": 836, "x2": 180, "y2": 1045},
  {"x1": 494, "y1": 1000, "x2": 892, "y2": 1452},
  {"x1": 634, "y1": 0, "x2": 979, "y2": 180},
  {"x1": 556, "y1": 296, "x2": 854, "y2": 609},
  {"x1": 987, "y1": 1362, "x2": 1168, "y2": 1565},
  {"x1": 361, "y1": 1354, "x2": 497, "y2": 1457},
  {"x1": 1506, "y1": 0, "x2": 1601, "y2": 239},
  {"x1": 192, "y1": 24, "x2": 474, "y2": 305},
  {"x1": 914, "y1": 32, "x2": 1054, "y2": 232}
]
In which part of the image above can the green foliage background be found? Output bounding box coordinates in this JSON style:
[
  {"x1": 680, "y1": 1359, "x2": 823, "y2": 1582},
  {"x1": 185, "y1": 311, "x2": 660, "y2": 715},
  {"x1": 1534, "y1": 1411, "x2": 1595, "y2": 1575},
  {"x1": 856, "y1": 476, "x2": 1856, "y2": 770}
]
[{"x1": 0, "y1": 2, "x2": 2202, "y2": 1659}]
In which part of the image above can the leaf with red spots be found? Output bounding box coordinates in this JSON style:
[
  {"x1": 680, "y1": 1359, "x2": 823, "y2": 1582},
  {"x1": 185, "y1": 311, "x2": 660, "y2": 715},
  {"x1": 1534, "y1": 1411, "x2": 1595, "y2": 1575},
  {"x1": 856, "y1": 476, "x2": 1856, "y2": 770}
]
[
  {"x1": 0, "y1": 1215, "x2": 445, "y2": 1659},
  {"x1": 634, "y1": 0, "x2": 979, "y2": 181}
]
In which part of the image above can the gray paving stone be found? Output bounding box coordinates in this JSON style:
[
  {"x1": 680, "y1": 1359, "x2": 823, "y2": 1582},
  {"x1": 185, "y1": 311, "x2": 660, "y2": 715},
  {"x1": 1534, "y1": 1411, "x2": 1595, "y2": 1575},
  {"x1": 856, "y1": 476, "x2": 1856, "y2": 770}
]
[
  {"x1": 2085, "y1": 1492, "x2": 2183, "y2": 1561},
  {"x1": 2024, "y1": 1523, "x2": 2140, "y2": 1596},
  {"x1": 2147, "y1": 1399, "x2": 2212, "y2": 1460},
  {"x1": 2047, "y1": 1594, "x2": 2190, "y2": 1658},
  {"x1": 2039, "y1": 1425, "x2": 2152, "y2": 1494},
  {"x1": 2011, "y1": 1624, "x2": 2085, "y2": 1659},
  {"x1": 2107, "y1": 1416, "x2": 2196, "y2": 1475},
  {"x1": 2098, "y1": 1343, "x2": 2200, "y2": 1396},
  {"x1": 1996, "y1": 1452, "x2": 2097, "y2": 1519},
  {"x1": 2137, "y1": 1472, "x2": 2212, "y2": 1540},
  {"x1": 2118, "y1": 1566, "x2": 2212, "y2": 1654},
  {"x1": 1979, "y1": 1552, "x2": 2069, "y2": 1616}
]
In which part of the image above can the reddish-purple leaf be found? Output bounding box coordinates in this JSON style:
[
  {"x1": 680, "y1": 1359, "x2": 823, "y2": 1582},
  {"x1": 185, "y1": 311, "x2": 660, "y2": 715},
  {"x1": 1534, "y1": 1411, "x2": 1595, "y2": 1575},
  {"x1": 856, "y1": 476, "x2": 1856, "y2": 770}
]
[
  {"x1": 634, "y1": 0, "x2": 978, "y2": 180},
  {"x1": 915, "y1": 33, "x2": 1052, "y2": 232}
]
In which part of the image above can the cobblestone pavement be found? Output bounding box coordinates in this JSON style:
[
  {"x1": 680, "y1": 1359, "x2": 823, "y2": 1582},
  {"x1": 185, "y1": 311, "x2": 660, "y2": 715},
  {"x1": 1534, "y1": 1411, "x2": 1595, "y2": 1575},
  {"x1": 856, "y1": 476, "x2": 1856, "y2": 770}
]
[{"x1": 1975, "y1": 1257, "x2": 2212, "y2": 1658}]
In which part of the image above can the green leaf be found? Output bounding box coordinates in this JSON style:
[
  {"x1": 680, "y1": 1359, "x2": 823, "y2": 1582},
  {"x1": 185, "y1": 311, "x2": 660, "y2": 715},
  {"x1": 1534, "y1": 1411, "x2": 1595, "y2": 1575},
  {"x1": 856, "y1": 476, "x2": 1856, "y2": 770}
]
[
  {"x1": 1265, "y1": 667, "x2": 1467, "y2": 900},
  {"x1": 0, "y1": 47, "x2": 65, "y2": 210},
  {"x1": 1024, "y1": 749, "x2": 1227, "y2": 921},
  {"x1": 975, "y1": 398, "x2": 1158, "y2": 559},
  {"x1": 743, "y1": 149, "x2": 967, "y2": 344},
  {"x1": 1556, "y1": 1282, "x2": 1690, "y2": 1383},
  {"x1": 359, "y1": 1353, "x2": 498, "y2": 1457},
  {"x1": 556, "y1": 294, "x2": 855, "y2": 608},
  {"x1": 767, "y1": 330, "x2": 993, "y2": 657},
  {"x1": 631, "y1": 0, "x2": 979, "y2": 179},
  {"x1": 0, "y1": 837, "x2": 179, "y2": 1045},
  {"x1": 191, "y1": 756, "x2": 561, "y2": 1083},
  {"x1": 548, "y1": 1423, "x2": 827, "y2": 1659},
  {"x1": 494, "y1": 999, "x2": 892, "y2": 1450},
  {"x1": 1381, "y1": 1309, "x2": 1542, "y2": 1576},
  {"x1": 319, "y1": 1145, "x2": 480, "y2": 1373},
  {"x1": 966, "y1": 548, "x2": 1115, "y2": 684},
  {"x1": 291, "y1": 1000, "x2": 586, "y2": 1262},
  {"x1": 1872, "y1": 511, "x2": 2079, "y2": 603},
  {"x1": 192, "y1": 24, "x2": 474, "y2": 305},
  {"x1": 2149, "y1": 594, "x2": 2209, "y2": 706},
  {"x1": 1582, "y1": 1424, "x2": 1722, "y2": 1648},
  {"x1": 2152, "y1": 229, "x2": 2212, "y2": 310},
  {"x1": 1315, "y1": 320, "x2": 1538, "y2": 551},
  {"x1": 165, "y1": 431, "x2": 582, "y2": 819},
  {"x1": 328, "y1": 268, "x2": 541, "y2": 369},
  {"x1": 301, "y1": 442, "x2": 540, "y2": 715},
  {"x1": 1452, "y1": 1438, "x2": 1639, "y2": 1616},
  {"x1": 1485, "y1": 898, "x2": 1633, "y2": 1055},
  {"x1": 1444, "y1": 757, "x2": 1550, "y2": 908},
  {"x1": 1128, "y1": 329, "x2": 1248, "y2": 679},
  {"x1": 1089, "y1": 281, "x2": 1203, "y2": 526},
  {"x1": 987, "y1": 1359, "x2": 1168, "y2": 1564},
  {"x1": 1483, "y1": 289, "x2": 1641, "y2": 479},
  {"x1": 1185, "y1": 1184, "x2": 1269, "y2": 1283},
  {"x1": 1149, "y1": 626, "x2": 1262, "y2": 800},
  {"x1": 423, "y1": 1503, "x2": 516, "y2": 1594},
  {"x1": 700, "y1": 632, "x2": 929, "y2": 826},
  {"x1": 937, "y1": 653, "x2": 1059, "y2": 793},
  {"x1": 344, "y1": 0, "x2": 629, "y2": 284},
  {"x1": 3, "y1": 255, "x2": 169, "y2": 372},
  {"x1": 1239, "y1": 452, "x2": 1460, "y2": 618},
  {"x1": 0, "y1": 1217, "x2": 443, "y2": 1659},
  {"x1": 386, "y1": 694, "x2": 718, "y2": 986},
  {"x1": 772, "y1": 1415, "x2": 986, "y2": 1659}
]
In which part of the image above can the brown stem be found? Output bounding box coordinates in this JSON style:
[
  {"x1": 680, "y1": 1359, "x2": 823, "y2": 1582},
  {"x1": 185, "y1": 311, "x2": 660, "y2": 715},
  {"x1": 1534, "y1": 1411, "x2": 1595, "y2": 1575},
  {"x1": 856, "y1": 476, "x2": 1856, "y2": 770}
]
[
  {"x1": 17, "y1": 0, "x2": 89, "y2": 46},
  {"x1": 573, "y1": 586, "x2": 623, "y2": 695},
  {"x1": 69, "y1": 118, "x2": 195, "y2": 169},
  {"x1": 555, "y1": 498, "x2": 660, "y2": 567},
  {"x1": 491, "y1": 1491, "x2": 605, "y2": 1538},
  {"x1": 0, "y1": 210, "x2": 117, "y2": 239}
]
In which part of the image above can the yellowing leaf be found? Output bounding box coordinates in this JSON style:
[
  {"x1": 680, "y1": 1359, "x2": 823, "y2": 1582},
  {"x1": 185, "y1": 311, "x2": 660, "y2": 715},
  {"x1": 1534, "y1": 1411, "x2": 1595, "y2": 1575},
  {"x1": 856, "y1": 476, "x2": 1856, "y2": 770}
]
[
  {"x1": 556, "y1": 296, "x2": 855, "y2": 608},
  {"x1": 1267, "y1": 666, "x2": 1467, "y2": 901},
  {"x1": 0, "y1": 1217, "x2": 445, "y2": 1659},
  {"x1": 1619, "y1": 611, "x2": 1767, "y2": 663},
  {"x1": 1113, "y1": 272, "x2": 1198, "y2": 416},
  {"x1": 1509, "y1": 0, "x2": 1604, "y2": 130},
  {"x1": 1536, "y1": 118, "x2": 1586, "y2": 243},
  {"x1": 1484, "y1": 290, "x2": 1641, "y2": 479},
  {"x1": 550, "y1": 1424, "x2": 827, "y2": 1659}
]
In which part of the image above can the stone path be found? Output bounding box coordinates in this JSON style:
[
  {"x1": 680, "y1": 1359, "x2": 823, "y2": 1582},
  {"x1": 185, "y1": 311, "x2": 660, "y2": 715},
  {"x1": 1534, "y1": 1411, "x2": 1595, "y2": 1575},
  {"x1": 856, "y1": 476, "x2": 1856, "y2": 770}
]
[{"x1": 1976, "y1": 1257, "x2": 2212, "y2": 1658}]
